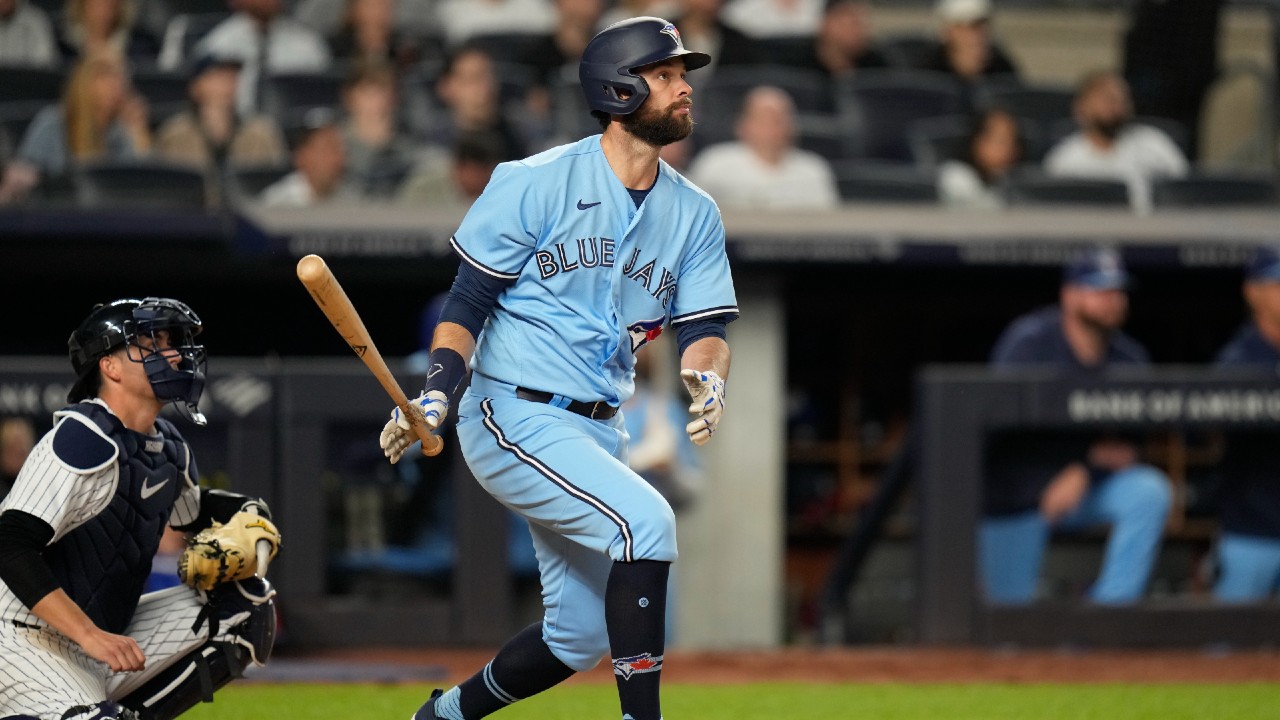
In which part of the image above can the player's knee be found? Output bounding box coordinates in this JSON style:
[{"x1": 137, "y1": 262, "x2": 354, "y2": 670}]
[
  {"x1": 619, "y1": 500, "x2": 678, "y2": 563},
  {"x1": 1118, "y1": 466, "x2": 1173, "y2": 518},
  {"x1": 547, "y1": 638, "x2": 610, "y2": 673}
]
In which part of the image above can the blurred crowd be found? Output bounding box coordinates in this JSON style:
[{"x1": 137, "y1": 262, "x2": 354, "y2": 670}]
[{"x1": 0, "y1": 0, "x2": 1270, "y2": 212}]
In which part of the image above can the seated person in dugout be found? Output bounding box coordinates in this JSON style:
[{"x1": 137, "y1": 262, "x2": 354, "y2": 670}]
[{"x1": 981, "y1": 247, "x2": 1172, "y2": 604}]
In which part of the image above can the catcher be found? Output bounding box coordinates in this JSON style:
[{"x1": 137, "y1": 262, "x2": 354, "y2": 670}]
[{"x1": 0, "y1": 297, "x2": 281, "y2": 720}]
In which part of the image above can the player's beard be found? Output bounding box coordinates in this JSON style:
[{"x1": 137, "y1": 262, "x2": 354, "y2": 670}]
[{"x1": 621, "y1": 99, "x2": 694, "y2": 147}]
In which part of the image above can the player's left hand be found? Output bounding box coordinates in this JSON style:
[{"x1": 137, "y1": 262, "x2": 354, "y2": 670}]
[
  {"x1": 379, "y1": 390, "x2": 448, "y2": 463},
  {"x1": 681, "y1": 369, "x2": 726, "y2": 446}
]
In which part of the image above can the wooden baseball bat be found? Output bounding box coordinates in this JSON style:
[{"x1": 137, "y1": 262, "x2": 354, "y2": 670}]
[{"x1": 296, "y1": 254, "x2": 444, "y2": 457}]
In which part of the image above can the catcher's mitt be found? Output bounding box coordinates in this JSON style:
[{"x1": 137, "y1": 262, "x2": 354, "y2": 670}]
[{"x1": 177, "y1": 510, "x2": 282, "y2": 591}]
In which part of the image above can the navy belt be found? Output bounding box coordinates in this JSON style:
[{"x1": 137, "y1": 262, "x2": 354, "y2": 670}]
[{"x1": 515, "y1": 387, "x2": 618, "y2": 420}]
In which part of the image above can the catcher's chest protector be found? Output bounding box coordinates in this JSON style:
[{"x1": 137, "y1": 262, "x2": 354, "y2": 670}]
[{"x1": 45, "y1": 404, "x2": 187, "y2": 634}]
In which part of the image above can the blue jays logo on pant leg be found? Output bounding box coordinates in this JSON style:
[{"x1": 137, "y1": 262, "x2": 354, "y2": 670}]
[{"x1": 628, "y1": 317, "x2": 665, "y2": 353}]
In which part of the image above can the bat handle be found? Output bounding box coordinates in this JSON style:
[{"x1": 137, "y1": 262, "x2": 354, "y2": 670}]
[
  {"x1": 246, "y1": 504, "x2": 273, "y2": 578},
  {"x1": 400, "y1": 401, "x2": 445, "y2": 457}
]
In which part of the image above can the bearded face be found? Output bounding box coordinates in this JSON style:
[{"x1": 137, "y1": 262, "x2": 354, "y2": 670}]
[{"x1": 620, "y1": 95, "x2": 694, "y2": 147}]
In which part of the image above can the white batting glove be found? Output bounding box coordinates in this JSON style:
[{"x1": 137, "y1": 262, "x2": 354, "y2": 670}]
[
  {"x1": 680, "y1": 369, "x2": 726, "y2": 446},
  {"x1": 379, "y1": 390, "x2": 448, "y2": 464}
]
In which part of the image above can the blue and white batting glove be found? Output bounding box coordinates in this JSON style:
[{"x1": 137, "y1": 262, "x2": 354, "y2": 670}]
[
  {"x1": 680, "y1": 369, "x2": 726, "y2": 446},
  {"x1": 379, "y1": 390, "x2": 448, "y2": 464}
]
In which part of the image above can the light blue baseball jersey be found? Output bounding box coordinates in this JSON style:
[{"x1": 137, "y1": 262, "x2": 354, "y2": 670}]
[{"x1": 450, "y1": 134, "x2": 738, "y2": 406}]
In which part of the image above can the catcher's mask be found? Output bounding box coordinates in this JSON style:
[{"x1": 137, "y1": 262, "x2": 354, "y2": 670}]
[{"x1": 67, "y1": 297, "x2": 208, "y2": 424}]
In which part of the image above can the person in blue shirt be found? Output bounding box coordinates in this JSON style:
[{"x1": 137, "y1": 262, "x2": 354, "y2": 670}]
[
  {"x1": 1210, "y1": 245, "x2": 1280, "y2": 602},
  {"x1": 981, "y1": 247, "x2": 1172, "y2": 604}
]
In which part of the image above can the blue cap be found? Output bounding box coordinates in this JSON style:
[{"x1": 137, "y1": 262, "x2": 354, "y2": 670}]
[
  {"x1": 1063, "y1": 247, "x2": 1130, "y2": 290},
  {"x1": 1246, "y1": 245, "x2": 1280, "y2": 282}
]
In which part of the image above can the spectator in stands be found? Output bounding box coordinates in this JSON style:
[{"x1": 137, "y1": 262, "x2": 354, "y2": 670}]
[
  {"x1": 153, "y1": 52, "x2": 287, "y2": 206},
  {"x1": 339, "y1": 57, "x2": 422, "y2": 200},
  {"x1": 0, "y1": 416, "x2": 36, "y2": 501},
  {"x1": 398, "y1": 128, "x2": 503, "y2": 208},
  {"x1": 193, "y1": 0, "x2": 333, "y2": 118},
  {"x1": 0, "y1": 46, "x2": 150, "y2": 205},
  {"x1": 686, "y1": 85, "x2": 839, "y2": 210},
  {"x1": 258, "y1": 107, "x2": 355, "y2": 206},
  {"x1": 921, "y1": 0, "x2": 1018, "y2": 84},
  {"x1": 937, "y1": 106, "x2": 1026, "y2": 210},
  {"x1": 600, "y1": 0, "x2": 679, "y2": 34},
  {"x1": 0, "y1": 0, "x2": 59, "y2": 68},
  {"x1": 794, "y1": 0, "x2": 887, "y2": 80},
  {"x1": 329, "y1": 0, "x2": 426, "y2": 72},
  {"x1": 434, "y1": 0, "x2": 557, "y2": 50},
  {"x1": 259, "y1": 107, "x2": 356, "y2": 206},
  {"x1": 422, "y1": 42, "x2": 529, "y2": 162},
  {"x1": 1042, "y1": 69, "x2": 1188, "y2": 214},
  {"x1": 671, "y1": 0, "x2": 760, "y2": 77},
  {"x1": 982, "y1": 247, "x2": 1173, "y2": 605},
  {"x1": 720, "y1": 0, "x2": 824, "y2": 39},
  {"x1": 56, "y1": 0, "x2": 160, "y2": 63},
  {"x1": 1209, "y1": 245, "x2": 1280, "y2": 602}
]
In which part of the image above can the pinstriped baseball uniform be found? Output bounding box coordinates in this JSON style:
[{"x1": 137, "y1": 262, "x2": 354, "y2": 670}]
[
  {"x1": 0, "y1": 400, "x2": 221, "y2": 718},
  {"x1": 450, "y1": 133, "x2": 737, "y2": 671}
]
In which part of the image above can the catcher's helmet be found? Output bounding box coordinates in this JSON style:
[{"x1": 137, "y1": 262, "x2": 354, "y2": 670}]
[
  {"x1": 67, "y1": 297, "x2": 208, "y2": 423},
  {"x1": 579, "y1": 16, "x2": 711, "y2": 116}
]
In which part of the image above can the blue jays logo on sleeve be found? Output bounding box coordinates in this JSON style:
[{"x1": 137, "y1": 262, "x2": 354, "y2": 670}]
[{"x1": 627, "y1": 317, "x2": 664, "y2": 352}]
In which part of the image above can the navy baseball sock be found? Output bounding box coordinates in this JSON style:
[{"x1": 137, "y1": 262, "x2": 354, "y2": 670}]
[
  {"x1": 452, "y1": 621, "x2": 575, "y2": 719},
  {"x1": 606, "y1": 559, "x2": 670, "y2": 720}
]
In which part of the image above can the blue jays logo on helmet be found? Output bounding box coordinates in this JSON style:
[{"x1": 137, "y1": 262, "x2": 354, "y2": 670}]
[
  {"x1": 660, "y1": 23, "x2": 682, "y2": 45},
  {"x1": 628, "y1": 317, "x2": 665, "y2": 352}
]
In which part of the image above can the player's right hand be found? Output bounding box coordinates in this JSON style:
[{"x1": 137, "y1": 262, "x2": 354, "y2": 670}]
[
  {"x1": 379, "y1": 390, "x2": 448, "y2": 464},
  {"x1": 82, "y1": 628, "x2": 145, "y2": 672}
]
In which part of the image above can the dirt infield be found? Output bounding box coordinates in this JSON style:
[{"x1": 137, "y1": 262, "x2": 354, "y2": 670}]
[{"x1": 295, "y1": 646, "x2": 1280, "y2": 685}]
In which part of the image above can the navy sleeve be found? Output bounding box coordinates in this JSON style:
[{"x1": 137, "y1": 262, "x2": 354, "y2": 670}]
[
  {"x1": 439, "y1": 261, "x2": 515, "y2": 338},
  {"x1": 172, "y1": 488, "x2": 271, "y2": 532}
]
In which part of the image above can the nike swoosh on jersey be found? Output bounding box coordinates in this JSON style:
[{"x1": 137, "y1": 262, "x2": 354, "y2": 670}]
[
  {"x1": 576, "y1": 199, "x2": 601, "y2": 210},
  {"x1": 141, "y1": 477, "x2": 169, "y2": 500}
]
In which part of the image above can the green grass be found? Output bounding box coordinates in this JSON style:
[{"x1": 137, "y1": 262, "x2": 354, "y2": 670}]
[{"x1": 185, "y1": 682, "x2": 1280, "y2": 719}]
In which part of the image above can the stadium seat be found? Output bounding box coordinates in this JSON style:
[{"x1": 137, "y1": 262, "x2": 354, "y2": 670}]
[
  {"x1": 0, "y1": 101, "x2": 48, "y2": 150},
  {"x1": 130, "y1": 66, "x2": 191, "y2": 128},
  {"x1": 876, "y1": 32, "x2": 939, "y2": 70},
  {"x1": 1005, "y1": 172, "x2": 1130, "y2": 207},
  {"x1": 261, "y1": 71, "x2": 344, "y2": 129},
  {"x1": 0, "y1": 66, "x2": 65, "y2": 104},
  {"x1": 1151, "y1": 173, "x2": 1280, "y2": 208},
  {"x1": 907, "y1": 114, "x2": 972, "y2": 169},
  {"x1": 835, "y1": 69, "x2": 968, "y2": 162},
  {"x1": 74, "y1": 159, "x2": 209, "y2": 210},
  {"x1": 223, "y1": 163, "x2": 293, "y2": 205},
  {"x1": 831, "y1": 160, "x2": 940, "y2": 204},
  {"x1": 796, "y1": 113, "x2": 859, "y2": 163},
  {"x1": 693, "y1": 65, "x2": 837, "y2": 150},
  {"x1": 752, "y1": 36, "x2": 820, "y2": 69},
  {"x1": 973, "y1": 79, "x2": 1075, "y2": 139}
]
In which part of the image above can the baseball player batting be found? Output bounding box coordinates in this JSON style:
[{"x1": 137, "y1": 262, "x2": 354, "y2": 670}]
[
  {"x1": 0, "y1": 298, "x2": 281, "y2": 720},
  {"x1": 378, "y1": 15, "x2": 737, "y2": 720}
]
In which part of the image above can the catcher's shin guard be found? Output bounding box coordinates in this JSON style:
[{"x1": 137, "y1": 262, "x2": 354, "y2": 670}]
[{"x1": 116, "y1": 642, "x2": 247, "y2": 720}]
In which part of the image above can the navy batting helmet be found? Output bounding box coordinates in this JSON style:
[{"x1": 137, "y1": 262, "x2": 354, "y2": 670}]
[
  {"x1": 579, "y1": 16, "x2": 711, "y2": 116},
  {"x1": 68, "y1": 297, "x2": 208, "y2": 423}
]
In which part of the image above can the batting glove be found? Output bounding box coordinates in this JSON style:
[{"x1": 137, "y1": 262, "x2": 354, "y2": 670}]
[
  {"x1": 379, "y1": 390, "x2": 447, "y2": 463},
  {"x1": 680, "y1": 369, "x2": 726, "y2": 446}
]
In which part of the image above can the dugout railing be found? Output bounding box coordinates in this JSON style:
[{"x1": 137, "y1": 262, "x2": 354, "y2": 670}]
[{"x1": 915, "y1": 366, "x2": 1280, "y2": 647}]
